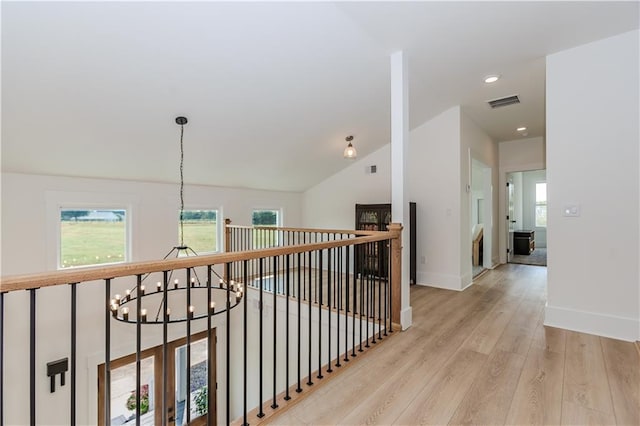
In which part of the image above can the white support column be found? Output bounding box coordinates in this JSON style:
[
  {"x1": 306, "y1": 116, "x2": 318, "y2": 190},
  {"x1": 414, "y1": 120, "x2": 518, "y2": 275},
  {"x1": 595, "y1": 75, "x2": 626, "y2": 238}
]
[{"x1": 390, "y1": 50, "x2": 412, "y2": 329}]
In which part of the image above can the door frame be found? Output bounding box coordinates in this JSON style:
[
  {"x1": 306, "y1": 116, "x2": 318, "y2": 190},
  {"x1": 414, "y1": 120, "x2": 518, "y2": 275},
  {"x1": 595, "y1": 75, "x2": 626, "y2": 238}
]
[{"x1": 98, "y1": 329, "x2": 216, "y2": 426}]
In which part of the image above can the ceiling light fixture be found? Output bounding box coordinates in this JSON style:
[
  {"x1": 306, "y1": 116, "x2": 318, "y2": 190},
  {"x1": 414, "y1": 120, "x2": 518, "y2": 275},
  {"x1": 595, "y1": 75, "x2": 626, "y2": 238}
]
[
  {"x1": 484, "y1": 75, "x2": 500, "y2": 84},
  {"x1": 109, "y1": 116, "x2": 243, "y2": 324},
  {"x1": 516, "y1": 126, "x2": 527, "y2": 132},
  {"x1": 343, "y1": 135, "x2": 357, "y2": 159}
]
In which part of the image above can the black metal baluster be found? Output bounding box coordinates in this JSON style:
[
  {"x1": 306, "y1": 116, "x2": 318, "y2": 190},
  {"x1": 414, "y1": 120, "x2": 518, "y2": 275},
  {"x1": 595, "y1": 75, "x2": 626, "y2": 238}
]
[
  {"x1": 285, "y1": 254, "x2": 291, "y2": 401},
  {"x1": 186, "y1": 269, "x2": 192, "y2": 425},
  {"x1": 389, "y1": 243, "x2": 393, "y2": 333},
  {"x1": 344, "y1": 246, "x2": 350, "y2": 363},
  {"x1": 162, "y1": 271, "x2": 169, "y2": 426},
  {"x1": 302, "y1": 233, "x2": 307, "y2": 301},
  {"x1": 366, "y1": 243, "x2": 372, "y2": 348},
  {"x1": 359, "y1": 246, "x2": 364, "y2": 353},
  {"x1": 384, "y1": 250, "x2": 389, "y2": 336},
  {"x1": 29, "y1": 288, "x2": 37, "y2": 426},
  {"x1": 317, "y1": 250, "x2": 323, "y2": 380},
  {"x1": 243, "y1": 260, "x2": 249, "y2": 426},
  {"x1": 335, "y1": 246, "x2": 341, "y2": 368},
  {"x1": 352, "y1": 245, "x2": 357, "y2": 357},
  {"x1": 225, "y1": 263, "x2": 231, "y2": 426},
  {"x1": 206, "y1": 267, "x2": 212, "y2": 426},
  {"x1": 307, "y1": 251, "x2": 313, "y2": 387},
  {"x1": 104, "y1": 280, "x2": 111, "y2": 426},
  {"x1": 296, "y1": 252, "x2": 302, "y2": 393},
  {"x1": 70, "y1": 283, "x2": 77, "y2": 426},
  {"x1": 258, "y1": 258, "x2": 265, "y2": 418},
  {"x1": 135, "y1": 275, "x2": 142, "y2": 426},
  {"x1": 0, "y1": 291, "x2": 4, "y2": 426},
  {"x1": 271, "y1": 256, "x2": 278, "y2": 410},
  {"x1": 378, "y1": 241, "x2": 383, "y2": 340},
  {"x1": 327, "y1": 249, "x2": 333, "y2": 373}
]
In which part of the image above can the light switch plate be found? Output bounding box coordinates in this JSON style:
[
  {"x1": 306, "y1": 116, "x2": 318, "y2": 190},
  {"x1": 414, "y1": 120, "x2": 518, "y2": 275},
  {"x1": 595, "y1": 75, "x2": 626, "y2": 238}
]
[{"x1": 563, "y1": 204, "x2": 580, "y2": 217}]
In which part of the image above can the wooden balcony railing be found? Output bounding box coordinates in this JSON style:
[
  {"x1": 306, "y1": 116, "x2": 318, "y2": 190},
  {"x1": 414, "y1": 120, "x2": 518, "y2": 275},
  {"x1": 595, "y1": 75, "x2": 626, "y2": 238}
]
[{"x1": 0, "y1": 222, "x2": 403, "y2": 425}]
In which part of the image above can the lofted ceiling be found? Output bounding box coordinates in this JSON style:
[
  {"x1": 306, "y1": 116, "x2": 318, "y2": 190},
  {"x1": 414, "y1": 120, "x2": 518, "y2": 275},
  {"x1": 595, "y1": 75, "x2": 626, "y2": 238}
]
[{"x1": 2, "y1": 1, "x2": 638, "y2": 192}]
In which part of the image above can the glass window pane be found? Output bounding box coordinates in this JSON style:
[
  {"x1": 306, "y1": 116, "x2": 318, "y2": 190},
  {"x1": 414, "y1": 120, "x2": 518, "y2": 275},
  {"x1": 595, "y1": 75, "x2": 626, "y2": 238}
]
[
  {"x1": 179, "y1": 210, "x2": 218, "y2": 253},
  {"x1": 175, "y1": 339, "x2": 209, "y2": 425},
  {"x1": 535, "y1": 205, "x2": 547, "y2": 227},
  {"x1": 536, "y1": 183, "x2": 547, "y2": 203},
  {"x1": 251, "y1": 210, "x2": 279, "y2": 227},
  {"x1": 60, "y1": 209, "x2": 127, "y2": 269},
  {"x1": 252, "y1": 210, "x2": 280, "y2": 248},
  {"x1": 110, "y1": 356, "x2": 155, "y2": 425}
]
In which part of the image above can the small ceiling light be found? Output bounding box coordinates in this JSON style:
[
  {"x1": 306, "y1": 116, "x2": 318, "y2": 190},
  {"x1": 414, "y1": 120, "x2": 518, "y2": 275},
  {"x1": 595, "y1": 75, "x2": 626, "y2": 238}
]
[
  {"x1": 484, "y1": 75, "x2": 500, "y2": 84},
  {"x1": 343, "y1": 135, "x2": 357, "y2": 159},
  {"x1": 516, "y1": 126, "x2": 527, "y2": 132}
]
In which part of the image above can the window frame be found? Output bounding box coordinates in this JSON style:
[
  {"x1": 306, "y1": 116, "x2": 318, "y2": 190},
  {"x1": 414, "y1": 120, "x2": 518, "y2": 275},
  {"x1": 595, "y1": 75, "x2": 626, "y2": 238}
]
[
  {"x1": 251, "y1": 208, "x2": 282, "y2": 249},
  {"x1": 250, "y1": 208, "x2": 282, "y2": 228},
  {"x1": 534, "y1": 182, "x2": 547, "y2": 228},
  {"x1": 178, "y1": 207, "x2": 222, "y2": 255},
  {"x1": 57, "y1": 205, "x2": 131, "y2": 270}
]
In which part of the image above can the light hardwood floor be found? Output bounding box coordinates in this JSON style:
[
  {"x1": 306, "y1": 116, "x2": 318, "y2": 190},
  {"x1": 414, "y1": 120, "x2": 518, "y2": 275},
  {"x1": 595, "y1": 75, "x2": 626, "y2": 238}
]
[{"x1": 267, "y1": 264, "x2": 640, "y2": 425}]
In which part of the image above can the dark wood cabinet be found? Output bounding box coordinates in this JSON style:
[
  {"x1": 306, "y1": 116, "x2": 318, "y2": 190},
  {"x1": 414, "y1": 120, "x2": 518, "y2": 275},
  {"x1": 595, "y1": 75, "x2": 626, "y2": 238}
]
[
  {"x1": 514, "y1": 230, "x2": 535, "y2": 255},
  {"x1": 355, "y1": 203, "x2": 416, "y2": 284}
]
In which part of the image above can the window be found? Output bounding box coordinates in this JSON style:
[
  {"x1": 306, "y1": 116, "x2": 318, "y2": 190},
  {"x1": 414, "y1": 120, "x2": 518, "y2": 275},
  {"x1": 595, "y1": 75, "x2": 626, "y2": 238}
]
[
  {"x1": 252, "y1": 209, "x2": 280, "y2": 249},
  {"x1": 59, "y1": 208, "x2": 127, "y2": 269},
  {"x1": 179, "y1": 210, "x2": 219, "y2": 254},
  {"x1": 535, "y1": 183, "x2": 547, "y2": 227}
]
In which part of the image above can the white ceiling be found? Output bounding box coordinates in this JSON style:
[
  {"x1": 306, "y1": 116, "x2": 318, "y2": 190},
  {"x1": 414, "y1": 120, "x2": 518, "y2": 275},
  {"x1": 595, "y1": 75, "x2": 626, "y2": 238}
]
[{"x1": 2, "y1": 1, "x2": 638, "y2": 192}]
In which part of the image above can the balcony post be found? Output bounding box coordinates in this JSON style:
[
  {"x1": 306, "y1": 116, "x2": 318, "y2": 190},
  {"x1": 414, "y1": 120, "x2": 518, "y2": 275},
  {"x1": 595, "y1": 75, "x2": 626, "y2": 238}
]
[{"x1": 387, "y1": 223, "x2": 403, "y2": 326}]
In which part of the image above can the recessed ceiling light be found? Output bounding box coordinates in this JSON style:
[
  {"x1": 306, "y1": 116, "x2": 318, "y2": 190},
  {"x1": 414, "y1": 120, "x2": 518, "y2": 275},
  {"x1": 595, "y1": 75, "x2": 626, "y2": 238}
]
[
  {"x1": 484, "y1": 75, "x2": 500, "y2": 83},
  {"x1": 516, "y1": 126, "x2": 527, "y2": 132}
]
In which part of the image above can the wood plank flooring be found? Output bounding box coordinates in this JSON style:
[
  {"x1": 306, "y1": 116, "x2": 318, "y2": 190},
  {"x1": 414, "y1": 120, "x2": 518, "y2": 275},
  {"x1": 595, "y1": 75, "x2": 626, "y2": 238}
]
[{"x1": 266, "y1": 264, "x2": 640, "y2": 425}]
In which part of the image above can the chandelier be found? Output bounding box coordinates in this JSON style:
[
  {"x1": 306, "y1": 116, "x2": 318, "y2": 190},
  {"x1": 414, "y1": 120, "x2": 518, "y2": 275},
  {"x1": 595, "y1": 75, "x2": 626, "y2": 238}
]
[{"x1": 109, "y1": 117, "x2": 244, "y2": 324}]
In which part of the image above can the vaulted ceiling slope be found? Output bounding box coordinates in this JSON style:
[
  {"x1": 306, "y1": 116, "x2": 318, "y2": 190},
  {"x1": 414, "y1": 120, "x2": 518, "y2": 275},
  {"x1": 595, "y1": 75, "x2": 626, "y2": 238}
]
[{"x1": 2, "y1": 2, "x2": 638, "y2": 192}]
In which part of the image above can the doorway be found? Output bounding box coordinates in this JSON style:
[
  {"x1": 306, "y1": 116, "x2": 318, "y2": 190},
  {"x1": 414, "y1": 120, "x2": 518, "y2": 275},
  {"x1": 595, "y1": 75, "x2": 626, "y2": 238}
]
[
  {"x1": 471, "y1": 158, "x2": 493, "y2": 278},
  {"x1": 98, "y1": 330, "x2": 216, "y2": 426},
  {"x1": 506, "y1": 169, "x2": 547, "y2": 266}
]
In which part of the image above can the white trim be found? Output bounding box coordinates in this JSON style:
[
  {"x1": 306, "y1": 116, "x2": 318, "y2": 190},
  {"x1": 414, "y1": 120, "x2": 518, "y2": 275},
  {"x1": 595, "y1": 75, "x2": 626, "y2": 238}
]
[
  {"x1": 416, "y1": 271, "x2": 471, "y2": 291},
  {"x1": 400, "y1": 306, "x2": 412, "y2": 330},
  {"x1": 181, "y1": 206, "x2": 222, "y2": 254},
  {"x1": 544, "y1": 303, "x2": 640, "y2": 342}
]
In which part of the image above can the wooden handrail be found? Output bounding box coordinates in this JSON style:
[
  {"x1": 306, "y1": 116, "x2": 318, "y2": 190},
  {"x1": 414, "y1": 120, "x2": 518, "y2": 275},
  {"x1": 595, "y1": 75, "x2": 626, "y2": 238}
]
[
  {"x1": 225, "y1": 224, "x2": 383, "y2": 236},
  {"x1": 0, "y1": 233, "x2": 393, "y2": 293}
]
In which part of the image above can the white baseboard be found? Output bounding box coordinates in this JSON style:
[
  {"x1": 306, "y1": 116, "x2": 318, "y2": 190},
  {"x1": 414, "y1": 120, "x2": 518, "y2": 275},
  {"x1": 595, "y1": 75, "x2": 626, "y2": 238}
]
[
  {"x1": 545, "y1": 303, "x2": 640, "y2": 342},
  {"x1": 416, "y1": 271, "x2": 468, "y2": 291},
  {"x1": 401, "y1": 306, "x2": 413, "y2": 330}
]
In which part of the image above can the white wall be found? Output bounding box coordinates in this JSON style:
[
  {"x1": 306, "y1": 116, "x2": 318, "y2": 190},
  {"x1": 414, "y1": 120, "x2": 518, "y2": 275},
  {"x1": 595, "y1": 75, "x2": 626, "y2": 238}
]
[
  {"x1": 303, "y1": 106, "x2": 495, "y2": 292},
  {"x1": 460, "y1": 112, "x2": 499, "y2": 285},
  {"x1": 408, "y1": 107, "x2": 462, "y2": 290},
  {"x1": 0, "y1": 172, "x2": 303, "y2": 424},
  {"x1": 545, "y1": 30, "x2": 639, "y2": 341},
  {"x1": 498, "y1": 137, "x2": 546, "y2": 263},
  {"x1": 302, "y1": 145, "x2": 391, "y2": 230},
  {"x1": 1, "y1": 172, "x2": 302, "y2": 275}
]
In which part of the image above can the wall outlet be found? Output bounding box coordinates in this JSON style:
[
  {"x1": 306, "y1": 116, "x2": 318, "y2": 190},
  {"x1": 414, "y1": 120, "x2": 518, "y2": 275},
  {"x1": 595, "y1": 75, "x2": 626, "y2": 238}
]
[{"x1": 420, "y1": 256, "x2": 426, "y2": 264}]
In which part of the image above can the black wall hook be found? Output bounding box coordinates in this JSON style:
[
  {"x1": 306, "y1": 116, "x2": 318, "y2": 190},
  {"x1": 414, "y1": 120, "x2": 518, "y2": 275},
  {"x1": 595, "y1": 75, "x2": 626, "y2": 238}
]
[{"x1": 46, "y1": 358, "x2": 68, "y2": 393}]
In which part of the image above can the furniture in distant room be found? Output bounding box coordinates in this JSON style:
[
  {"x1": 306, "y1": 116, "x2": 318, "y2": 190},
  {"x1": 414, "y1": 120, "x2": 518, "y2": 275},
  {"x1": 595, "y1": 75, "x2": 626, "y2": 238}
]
[
  {"x1": 472, "y1": 224, "x2": 484, "y2": 266},
  {"x1": 514, "y1": 230, "x2": 535, "y2": 255},
  {"x1": 354, "y1": 202, "x2": 417, "y2": 284}
]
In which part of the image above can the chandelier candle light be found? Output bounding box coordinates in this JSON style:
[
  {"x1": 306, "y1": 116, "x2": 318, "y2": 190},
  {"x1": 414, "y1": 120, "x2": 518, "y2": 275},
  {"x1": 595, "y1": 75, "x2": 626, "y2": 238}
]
[{"x1": 109, "y1": 116, "x2": 244, "y2": 324}]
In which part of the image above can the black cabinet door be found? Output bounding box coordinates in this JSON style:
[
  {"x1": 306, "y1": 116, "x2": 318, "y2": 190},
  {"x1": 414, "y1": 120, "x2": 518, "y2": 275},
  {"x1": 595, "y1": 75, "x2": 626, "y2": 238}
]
[{"x1": 355, "y1": 204, "x2": 391, "y2": 278}]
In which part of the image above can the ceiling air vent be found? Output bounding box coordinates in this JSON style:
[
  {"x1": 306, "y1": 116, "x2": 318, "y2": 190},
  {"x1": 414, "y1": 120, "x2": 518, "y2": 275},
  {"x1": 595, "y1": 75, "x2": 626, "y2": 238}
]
[{"x1": 487, "y1": 95, "x2": 520, "y2": 109}]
